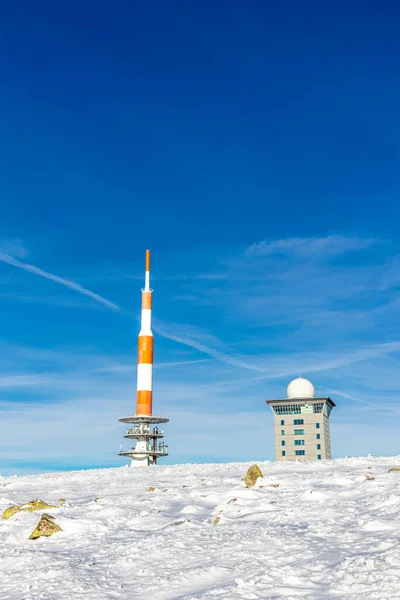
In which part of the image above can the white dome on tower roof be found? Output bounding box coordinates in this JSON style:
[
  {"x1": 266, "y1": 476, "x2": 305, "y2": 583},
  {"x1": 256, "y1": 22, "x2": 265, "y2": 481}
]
[{"x1": 287, "y1": 377, "x2": 315, "y2": 399}]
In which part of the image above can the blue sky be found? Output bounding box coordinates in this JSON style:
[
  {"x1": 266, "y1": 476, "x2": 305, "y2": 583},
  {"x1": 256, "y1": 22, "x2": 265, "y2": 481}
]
[{"x1": 1, "y1": 1, "x2": 400, "y2": 474}]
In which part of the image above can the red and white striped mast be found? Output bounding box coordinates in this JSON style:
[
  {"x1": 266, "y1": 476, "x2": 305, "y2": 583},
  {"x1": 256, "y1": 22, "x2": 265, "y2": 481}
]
[
  {"x1": 119, "y1": 250, "x2": 169, "y2": 467},
  {"x1": 137, "y1": 249, "x2": 153, "y2": 416}
]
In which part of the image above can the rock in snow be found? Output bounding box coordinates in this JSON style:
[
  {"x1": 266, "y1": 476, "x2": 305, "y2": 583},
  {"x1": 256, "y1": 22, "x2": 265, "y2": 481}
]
[
  {"x1": 29, "y1": 513, "x2": 63, "y2": 540},
  {"x1": 0, "y1": 456, "x2": 400, "y2": 599},
  {"x1": 2, "y1": 498, "x2": 58, "y2": 520},
  {"x1": 58, "y1": 498, "x2": 72, "y2": 507},
  {"x1": 244, "y1": 464, "x2": 263, "y2": 488}
]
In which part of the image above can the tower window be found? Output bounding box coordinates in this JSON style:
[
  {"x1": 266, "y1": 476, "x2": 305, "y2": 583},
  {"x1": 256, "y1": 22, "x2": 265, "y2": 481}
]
[
  {"x1": 294, "y1": 440, "x2": 305, "y2": 446},
  {"x1": 281, "y1": 430, "x2": 285, "y2": 435},
  {"x1": 317, "y1": 455, "x2": 322, "y2": 460},
  {"x1": 317, "y1": 444, "x2": 321, "y2": 450},
  {"x1": 281, "y1": 440, "x2": 285, "y2": 446},
  {"x1": 294, "y1": 419, "x2": 304, "y2": 425},
  {"x1": 294, "y1": 429, "x2": 304, "y2": 435},
  {"x1": 295, "y1": 450, "x2": 305, "y2": 456},
  {"x1": 316, "y1": 434, "x2": 321, "y2": 440},
  {"x1": 281, "y1": 420, "x2": 285, "y2": 426},
  {"x1": 316, "y1": 423, "x2": 320, "y2": 429},
  {"x1": 282, "y1": 451, "x2": 286, "y2": 457}
]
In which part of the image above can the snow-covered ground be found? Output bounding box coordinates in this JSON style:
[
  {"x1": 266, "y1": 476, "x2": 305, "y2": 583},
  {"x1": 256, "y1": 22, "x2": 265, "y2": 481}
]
[{"x1": 1, "y1": 456, "x2": 400, "y2": 600}]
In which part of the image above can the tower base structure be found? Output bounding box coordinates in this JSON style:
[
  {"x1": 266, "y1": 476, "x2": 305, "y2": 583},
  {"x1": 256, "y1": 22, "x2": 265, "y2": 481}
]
[{"x1": 119, "y1": 415, "x2": 169, "y2": 467}]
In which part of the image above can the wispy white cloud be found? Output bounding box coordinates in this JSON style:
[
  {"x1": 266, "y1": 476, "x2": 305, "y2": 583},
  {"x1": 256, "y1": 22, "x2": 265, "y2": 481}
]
[
  {"x1": 0, "y1": 237, "x2": 30, "y2": 259},
  {"x1": 178, "y1": 235, "x2": 395, "y2": 346},
  {"x1": 0, "y1": 252, "x2": 121, "y2": 311},
  {"x1": 324, "y1": 388, "x2": 374, "y2": 408},
  {"x1": 0, "y1": 292, "x2": 111, "y2": 309},
  {"x1": 94, "y1": 358, "x2": 211, "y2": 373},
  {"x1": 153, "y1": 319, "x2": 264, "y2": 372},
  {"x1": 245, "y1": 235, "x2": 378, "y2": 258},
  {"x1": 208, "y1": 340, "x2": 400, "y2": 392},
  {"x1": 0, "y1": 374, "x2": 58, "y2": 388}
]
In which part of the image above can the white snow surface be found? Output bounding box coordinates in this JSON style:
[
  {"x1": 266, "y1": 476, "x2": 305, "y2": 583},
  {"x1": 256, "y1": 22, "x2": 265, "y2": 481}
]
[{"x1": 1, "y1": 456, "x2": 400, "y2": 600}]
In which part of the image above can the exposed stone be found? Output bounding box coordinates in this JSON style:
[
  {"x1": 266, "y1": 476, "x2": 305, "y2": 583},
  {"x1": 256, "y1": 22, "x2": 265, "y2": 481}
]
[
  {"x1": 212, "y1": 516, "x2": 221, "y2": 525},
  {"x1": 58, "y1": 498, "x2": 71, "y2": 507},
  {"x1": 2, "y1": 506, "x2": 20, "y2": 520},
  {"x1": 228, "y1": 497, "x2": 237, "y2": 503},
  {"x1": 2, "y1": 499, "x2": 57, "y2": 521},
  {"x1": 172, "y1": 518, "x2": 192, "y2": 526},
  {"x1": 29, "y1": 514, "x2": 62, "y2": 540},
  {"x1": 388, "y1": 468, "x2": 400, "y2": 473},
  {"x1": 244, "y1": 465, "x2": 263, "y2": 488},
  {"x1": 268, "y1": 484, "x2": 280, "y2": 488},
  {"x1": 148, "y1": 487, "x2": 156, "y2": 492},
  {"x1": 365, "y1": 475, "x2": 375, "y2": 481}
]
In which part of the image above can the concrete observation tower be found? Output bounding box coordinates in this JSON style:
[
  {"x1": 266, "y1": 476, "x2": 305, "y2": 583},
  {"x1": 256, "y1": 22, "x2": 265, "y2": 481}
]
[
  {"x1": 118, "y1": 250, "x2": 169, "y2": 467},
  {"x1": 266, "y1": 377, "x2": 335, "y2": 462}
]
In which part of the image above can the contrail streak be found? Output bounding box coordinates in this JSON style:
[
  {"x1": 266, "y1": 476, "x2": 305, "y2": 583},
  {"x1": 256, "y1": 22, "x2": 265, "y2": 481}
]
[
  {"x1": 0, "y1": 252, "x2": 260, "y2": 371},
  {"x1": 153, "y1": 321, "x2": 264, "y2": 372},
  {"x1": 0, "y1": 252, "x2": 121, "y2": 311}
]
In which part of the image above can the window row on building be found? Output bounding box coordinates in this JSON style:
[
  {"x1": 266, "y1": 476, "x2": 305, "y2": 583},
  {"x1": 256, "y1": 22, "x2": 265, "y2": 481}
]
[
  {"x1": 273, "y1": 403, "x2": 325, "y2": 415},
  {"x1": 281, "y1": 429, "x2": 305, "y2": 435},
  {"x1": 280, "y1": 420, "x2": 321, "y2": 428},
  {"x1": 280, "y1": 432, "x2": 322, "y2": 441},
  {"x1": 282, "y1": 450, "x2": 322, "y2": 460},
  {"x1": 282, "y1": 440, "x2": 321, "y2": 446}
]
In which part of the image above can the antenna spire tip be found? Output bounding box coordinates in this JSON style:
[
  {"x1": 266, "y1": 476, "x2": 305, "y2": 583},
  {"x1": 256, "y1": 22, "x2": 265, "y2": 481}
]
[{"x1": 145, "y1": 249, "x2": 151, "y2": 272}]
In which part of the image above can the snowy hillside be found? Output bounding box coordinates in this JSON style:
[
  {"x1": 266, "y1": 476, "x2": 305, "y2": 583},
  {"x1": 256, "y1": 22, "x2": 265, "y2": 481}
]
[{"x1": 1, "y1": 456, "x2": 400, "y2": 600}]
